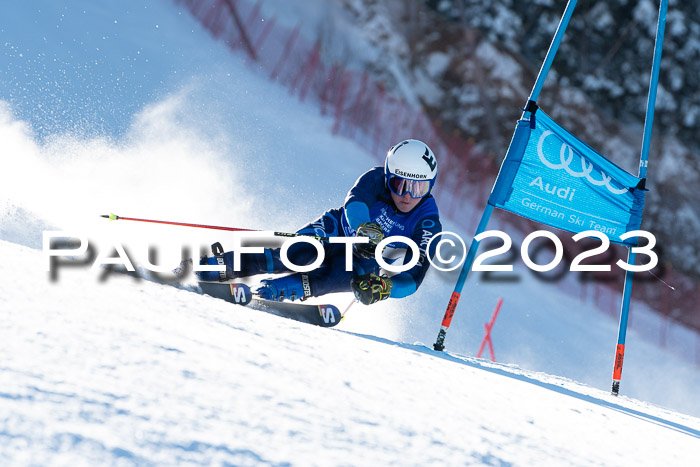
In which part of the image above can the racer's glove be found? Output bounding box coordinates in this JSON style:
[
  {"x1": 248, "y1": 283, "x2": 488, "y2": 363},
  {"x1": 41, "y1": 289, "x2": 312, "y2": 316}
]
[
  {"x1": 353, "y1": 222, "x2": 385, "y2": 259},
  {"x1": 351, "y1": 273, "x2": 393, "y2": 305}
]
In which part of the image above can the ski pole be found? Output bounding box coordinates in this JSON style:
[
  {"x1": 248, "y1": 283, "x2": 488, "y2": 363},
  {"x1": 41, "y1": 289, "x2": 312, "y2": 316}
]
[{"x1": 100, "y1": 213, "x2": 333, "y2": 242}]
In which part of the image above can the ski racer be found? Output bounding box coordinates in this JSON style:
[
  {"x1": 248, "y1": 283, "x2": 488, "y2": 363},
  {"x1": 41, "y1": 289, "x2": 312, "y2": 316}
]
[{"x1": 197, "y1": 139, "x2": 443, "y2": 305}]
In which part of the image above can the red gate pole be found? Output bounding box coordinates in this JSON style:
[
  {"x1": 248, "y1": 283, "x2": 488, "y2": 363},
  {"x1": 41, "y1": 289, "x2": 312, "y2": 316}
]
[{"x1": 476, "y1": 298, "x2": 504, "y2": 361}]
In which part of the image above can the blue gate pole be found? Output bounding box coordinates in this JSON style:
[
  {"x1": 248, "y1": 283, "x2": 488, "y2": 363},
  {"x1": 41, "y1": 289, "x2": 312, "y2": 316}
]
[
  {"x1": 433, "y1": 0, "x2": 579, "y2": 351},
  {"x1": 528, "y1": 0, "x2": 578, "y2": 104},
  {"x1": 612, "y1": 0, "x2": 667, "y2": 395},
  {"x1": 433, "y1": 205, "x2": 493, "y2": 350}
]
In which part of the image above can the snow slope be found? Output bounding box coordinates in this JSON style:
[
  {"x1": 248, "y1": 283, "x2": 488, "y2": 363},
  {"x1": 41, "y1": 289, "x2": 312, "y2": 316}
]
[
  {"x1": 1, "y1": 1, "x2": 700, "y2": 464},
  {"x1": 3, "y1": 241, "x2": 700, "y2": 465}
]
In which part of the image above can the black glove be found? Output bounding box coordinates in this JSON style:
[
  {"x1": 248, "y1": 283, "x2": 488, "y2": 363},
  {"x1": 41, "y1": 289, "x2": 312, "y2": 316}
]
[
  {"x1": 353, "y1": 222, "x2": 385, "y2": 259},
  {"x1": 351, "y1": 273, "x2": 393, "y2": 305}
]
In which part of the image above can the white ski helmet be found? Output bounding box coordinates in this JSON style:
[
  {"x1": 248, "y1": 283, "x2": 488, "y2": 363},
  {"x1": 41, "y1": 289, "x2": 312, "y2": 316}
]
[{"x1": 384, "y1": 139, "x2": 438, "y2": 198}]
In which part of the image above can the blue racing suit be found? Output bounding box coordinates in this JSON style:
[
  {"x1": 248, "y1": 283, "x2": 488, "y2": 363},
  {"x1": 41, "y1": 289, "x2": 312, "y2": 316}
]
[{"x1": 221, "y1": 166, "x2": 442, "y2": 298}]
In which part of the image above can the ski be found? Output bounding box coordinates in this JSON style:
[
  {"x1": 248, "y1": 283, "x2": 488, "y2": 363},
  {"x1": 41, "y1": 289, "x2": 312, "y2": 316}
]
[
  {"x1": 198, "y1": 281, "x2": 254, "y2": 305},
  {"x1": 197, "y1": 282, "x2": 344, "y2": 328},
  {"x1": 105, "y1": 265, "x2": 346, "y2": 328}
]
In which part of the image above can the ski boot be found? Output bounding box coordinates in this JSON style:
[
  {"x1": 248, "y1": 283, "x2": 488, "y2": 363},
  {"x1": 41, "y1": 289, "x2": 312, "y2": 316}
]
[
  {"x1": 195, "y1": 256, "x2": 225, "y2": 282},
  {"x1": 195, "y1": 242, "x2": 233, "y2": 282},
  {"x1": 256, "y1": 274, "x2": 311, "y2": 302}
]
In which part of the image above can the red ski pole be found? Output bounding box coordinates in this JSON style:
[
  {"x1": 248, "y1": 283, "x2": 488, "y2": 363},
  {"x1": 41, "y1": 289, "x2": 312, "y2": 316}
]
[{"x1": 100, "y1": 213, "x2": 333, "y2": 242}]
